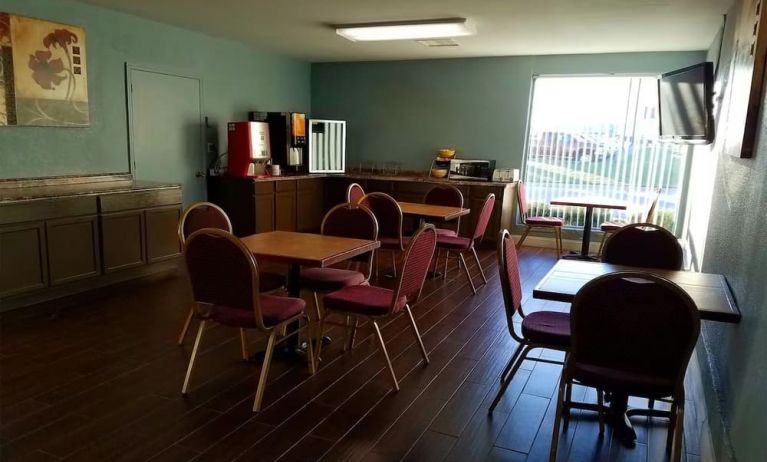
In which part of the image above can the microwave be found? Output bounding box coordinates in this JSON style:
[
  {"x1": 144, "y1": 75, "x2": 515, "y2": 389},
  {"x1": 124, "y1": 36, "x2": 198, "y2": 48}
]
[{"x1": 448, "y1": 159, "x2": 496, "y2": 181}]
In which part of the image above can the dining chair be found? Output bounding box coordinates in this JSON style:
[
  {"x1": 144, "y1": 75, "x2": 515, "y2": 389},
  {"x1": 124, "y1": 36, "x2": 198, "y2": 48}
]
[
  {"x1": 423, "y1": 184, "x2": 464, "y2": 279},
  {"x1": 359, "y1": 192, "x2": 406, "y2": 278},
  {"x1": 316, "y1": 225, "x2": 437, "y2": 391},
  {"x1": 597, "y1": 188, "x2": 662, "y2": 256},
  {"x1": 176, "y1": 202, "x2": 286, "y2": 359},
  {"x1": 300, "y1": 203, "x2": 378, "y2": 350},
  {"x1": 347, "y1": 182, "x2": 366, "y2": 204},
  {"x1": 515, "y1": 181, "x2": 564, "y2": 257},
  {"x1": 489, "y1": 229, "x2": 571, "y2": 412},
  {"x1": 433, "y1": 193, "x2": 495, "y2": 294},
  {"x1": 602, "y1": 222, "x2": 683, "y2": 270},
  {"x1": 181, "y1": 228, "x2": 315, "y2": 412},
  {"x1": 548, "y1": 272, "x2": 699, "y2": 462}
]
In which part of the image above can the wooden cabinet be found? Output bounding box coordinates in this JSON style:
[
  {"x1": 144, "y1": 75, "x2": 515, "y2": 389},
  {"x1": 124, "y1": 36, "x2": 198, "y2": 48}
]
[
  {"x1": 145, "y1": 206, "x2": 181, "y2": 263},
  {"x1": 0, "y1": 222, "x2": 47, "y2": 297},
  {"x1": 46, "y1": 215, "x2": 100, "y2": 285},
  {"x1": 275, "y1": 181, "x2": 298, "y2": 232},
  {"x1": 101, "y1": 210, "x2": 146, "y2": 273},
  {"x1": 297, "y1": 179, "x2": 324, "y2": 232}
]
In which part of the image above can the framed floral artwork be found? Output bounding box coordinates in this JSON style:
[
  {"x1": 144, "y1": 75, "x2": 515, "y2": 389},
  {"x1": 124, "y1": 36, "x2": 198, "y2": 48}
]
[{"x1": 0, "y1": 12, "x2": 89, "y2": 127}]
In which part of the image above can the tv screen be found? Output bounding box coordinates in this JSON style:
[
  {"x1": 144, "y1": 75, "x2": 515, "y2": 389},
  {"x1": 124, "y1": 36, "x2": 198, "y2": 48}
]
[{"x1": 658, "y1": 62, "x2": 714, "y2": 144}]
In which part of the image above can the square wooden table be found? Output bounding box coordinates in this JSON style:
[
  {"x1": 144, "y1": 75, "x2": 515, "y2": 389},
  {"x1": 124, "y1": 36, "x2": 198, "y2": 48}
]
[
  {"x1": 550, "y1": 197, "x2": 627, "y2": 259},
  {"x1": 533, "y1": 259, "x2": 741, "y2": 323},
  {"x1": 240, "y1": 231, "x2": 380, "y2": 352},
  {"x1": 397, "y1": 201, "x2": 470, "y2": 222}
]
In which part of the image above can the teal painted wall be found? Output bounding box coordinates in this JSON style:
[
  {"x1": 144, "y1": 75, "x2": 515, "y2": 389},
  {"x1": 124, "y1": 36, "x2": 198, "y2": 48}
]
[
  {"x1": 0, "y1": 0, "x2": 310, "y2": 180},
  {"x1": 311, "y1": 51, "x2": 706, "y2": 172},
  {"x1": 691, "y1": 4, "x2": 767, "y2": 461}
]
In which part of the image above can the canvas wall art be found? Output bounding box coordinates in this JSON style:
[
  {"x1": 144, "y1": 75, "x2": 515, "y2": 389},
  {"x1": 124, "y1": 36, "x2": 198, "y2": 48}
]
[{"x1": 0, "y1": 12, "x2": 89, "y2": 127}]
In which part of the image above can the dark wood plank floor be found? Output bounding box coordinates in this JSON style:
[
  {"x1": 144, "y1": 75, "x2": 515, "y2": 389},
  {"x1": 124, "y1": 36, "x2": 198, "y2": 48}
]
[{"x1": 0, "y1": 247, "x2": 707, "y2": 461}]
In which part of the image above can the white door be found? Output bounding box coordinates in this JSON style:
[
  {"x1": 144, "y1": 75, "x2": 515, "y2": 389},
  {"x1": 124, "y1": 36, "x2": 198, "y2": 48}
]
[{"x1": 128, "y1": 67, "x2": 205, "y2": 205}]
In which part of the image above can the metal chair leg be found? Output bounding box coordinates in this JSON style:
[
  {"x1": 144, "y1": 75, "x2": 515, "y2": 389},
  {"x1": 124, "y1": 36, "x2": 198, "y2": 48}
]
[
  {"x1": 177, "y1": 307, "x2": 194, "y2": 345},
  {"x1": 181, "y1": 320, "x2": 206, "y2": 394},
  {"x1": 253, "y1": 329, "x2": 277, "y2": 412},
  {"x1": 548, "y1": 374, "x2": 569, "y2": 462},
  {"x1": 597, "y1": 232, "x2": 608, "y2": 257},
  {"x1": 500, "y1": 342, "x2": 525, "y2": 383},
  {"x1": 405, "y1": 305, "x2": 429, "y2": 364},
  {"x1": 671, "y1": 400, "x2": 685, "y2": 462},
  {"x1": 563, "y1": 380, "x2": 573, "y2": 431},
  {"x1": 315, "y1": 312, "x2": 328, "y2": 362},
  {"x1": 516, "y1": 225, "x2": 532, "y2": 249},
  {"x1": 239, "y1": 329, "x2": 249, "y2": 361},
  {"x1": 459, "y1": 252, "x2": 477, "y2": 294},
  {"x1": 471, "y1": 247, "x2": 487, "y2": 284},
  {"x1": 489, "y1": 345, "x2": 531, "y2": 413},
  {"x1": 443, "y1": 251, "x2": 450, "y2": 280},
  {"x1": 597, "y1": 388, "x2": 605, "y2": 435},
  {"x1": 304, "y1": 317, "x2": 316, "y2": 375},
  {"x1": 372, "y1": 321, "x2": 399, "y2": 391},
  {"x1": 391, "y1": 251, "x2": 398, "y2": 278},
  {"x1": 348, "y1": 317, "x2": 358, "y2": 351}
]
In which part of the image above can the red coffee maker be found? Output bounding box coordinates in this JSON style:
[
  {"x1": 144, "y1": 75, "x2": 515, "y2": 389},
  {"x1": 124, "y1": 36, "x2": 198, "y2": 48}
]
[{"x1": 227, "y1": 122, "x2": 271, "y2": 177}]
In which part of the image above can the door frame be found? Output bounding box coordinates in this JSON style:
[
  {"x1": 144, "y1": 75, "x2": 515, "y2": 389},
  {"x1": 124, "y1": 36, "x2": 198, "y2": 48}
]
[{"x1": 124, "y1": 63, "x2": 206, "y2": 189}]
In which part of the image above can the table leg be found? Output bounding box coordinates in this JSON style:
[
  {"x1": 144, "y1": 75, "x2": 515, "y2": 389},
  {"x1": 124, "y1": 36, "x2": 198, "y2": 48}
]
[{"x1": 581, "y1": 206, "x2": 594, "y2": 256}]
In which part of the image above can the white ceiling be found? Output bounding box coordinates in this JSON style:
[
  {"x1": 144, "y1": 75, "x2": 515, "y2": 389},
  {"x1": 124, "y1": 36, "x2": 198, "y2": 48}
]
[{"x1": 77, "y1": 0, "x2": 732, "y2": 62}]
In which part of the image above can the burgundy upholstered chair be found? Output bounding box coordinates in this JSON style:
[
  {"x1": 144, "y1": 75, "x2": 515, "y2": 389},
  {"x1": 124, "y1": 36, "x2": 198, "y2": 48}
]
[
  {"x1": 300, "y1": 203, "x2": 378, "y2": 349},
  {"x1": 488, "y1": 229, "x2": 571, "y2": 412},
  {"x1": 182, "y1": 229, "x2": 315, "y2": 412},
  {"x1": 176, "y1": 202, "x2": 285, "y2": 357},
  {"x1": 317, "y1": 225, "x2": 437, "y2": 391},
  {"x1": 597, "y1": 188, "x2": 662, "y2": 256},
  {"x1": 423, "y1": 185, "x2": 464, "y2": 237},
  {"x1": 347, "y1": 182, "x2": 366, "y2": 204},
  {"x1": 602, "y1": 222, "x2": 683, "y2": 270},
  {"x1": 515, "y1": 181, "x2": 564, "y2": 257},
  {"x1": 359, "y1": 192, "x2": 406, "y2": 278},
  {"x1": 548, "y1": 272, "x2": 699, "y2": 462},
  {"x1": 434, "y1": 193, "x2": 495, "y2": 294}
]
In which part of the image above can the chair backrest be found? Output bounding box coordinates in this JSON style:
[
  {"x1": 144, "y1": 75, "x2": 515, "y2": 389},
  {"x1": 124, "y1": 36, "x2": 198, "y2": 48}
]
[
  {"x1": 472, "y1": 193, "x2": 496, "y2": 241},
  {"x1": 183, "y1": 228, "x2": 268, "y2": 331},
  {"x1": 498, "y1": 230, "x2": 523, "y2": 334},
  {"x1": 643, "y1": 188, "x2": 662, "y2": 223},
  {"x1": 178, "y1": 202, "x2": 232, "y2": 244},
  {"x1": 424, "y1": 185, "x2": 464, "y2": 231},
  {"x1": 602, "y1": 223, "x2": 683, "y2": 270},
  {"x1": 391, "y1": 225, "x2": 437, "y2": 311},
  {"x1": 569, "y1": 272, "x2": 700, "y2": 395},
  {"x1": 321, "y1": 203, "x2": 379, "y2": 277},
  {"x1": 516, "y1": 181, "x2": 529, "y2": 220},
  {"x1": 359, "y1": 192, "x2": 404, "y2": 249},
  {"x1": 347, "y1": 183, "x2": 366, "y2": 204}
]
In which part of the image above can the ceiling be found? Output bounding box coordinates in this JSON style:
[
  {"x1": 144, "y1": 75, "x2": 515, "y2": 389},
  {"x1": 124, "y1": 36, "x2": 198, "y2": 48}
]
[{"x1": 77, "y1": 0, "x2": 732, "y2": 62}]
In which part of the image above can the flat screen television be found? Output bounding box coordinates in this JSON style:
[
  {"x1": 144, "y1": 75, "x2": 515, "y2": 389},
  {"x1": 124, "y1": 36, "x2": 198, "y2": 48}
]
[{"x1": 658, "y1": 62, "x2": 715, "y2": 144}]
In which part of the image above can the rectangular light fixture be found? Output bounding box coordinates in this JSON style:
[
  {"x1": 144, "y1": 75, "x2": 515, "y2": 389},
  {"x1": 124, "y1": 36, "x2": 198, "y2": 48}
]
[{"x1": 335, "y1": 18, "x2": 474, "y2": 42}]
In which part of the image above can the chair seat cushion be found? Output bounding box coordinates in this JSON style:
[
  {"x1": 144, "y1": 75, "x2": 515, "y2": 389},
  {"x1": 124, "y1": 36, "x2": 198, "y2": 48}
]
[
  {"x1": 525, "y1": 216, "x2": 565, "y2": 226},
  {"x1": 435, "y1": 228, "x2": 458, "y2": 237},
  {"x1": 323, "y1": 285, "x2": 407, "y2": 316},
  {"x1": 259, "y1": 271, "x2": 286, "y2": 293},
  {"x1": 571, "y1": 362, "x2": 675, "y2": 399},
  {"x1": 436, "y1": 235, "x2": 472, "y2": 250},
  {"x1": 300, "y1": 267, "x2": 366, "y2": 293},
  {"x1": 521, "y1": 311, "x2": 570, "y2": 346},
  {"x1": 600, "y1": 221, "x2": 626, "y2": 231},
  {"x1": 210, "y1": 295, "x2": 305, "y2": 328}
]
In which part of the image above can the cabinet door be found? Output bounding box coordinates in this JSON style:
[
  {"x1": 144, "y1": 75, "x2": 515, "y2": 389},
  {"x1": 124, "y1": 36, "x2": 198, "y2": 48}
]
[
  {"x1": 101, "y1": 211, "x2": 146, "y2": 273},
  {"x1": 255, "y1": 193, "x2": 275, "y2": 233},
  {"x1": 145, "y1": 206, "x2": 181, "y2": 263},
  {"x1": 0, "y1": 222, "x2": 47, "y2": 297},
  {"x1": 275, "y1": 191, "x2": 297, "y2": 231},
  {"x1": 46, "y1": 215, "x2": 100, "y2": 286},
  {"x1": 297, "y1": 179, "x2": 324, "y2": 232}
]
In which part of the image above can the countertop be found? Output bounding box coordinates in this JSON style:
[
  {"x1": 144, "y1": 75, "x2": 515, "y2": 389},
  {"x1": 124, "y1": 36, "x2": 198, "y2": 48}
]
[
  {"x1": 0, "y1": 178, "x2": 180, "y2": 204},
  {"x1": 210, "y1": 172, "x2": 516, "y2": 188}
]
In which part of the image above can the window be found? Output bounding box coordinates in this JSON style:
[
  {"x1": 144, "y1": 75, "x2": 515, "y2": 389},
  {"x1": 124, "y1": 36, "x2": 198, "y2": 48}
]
[{"x1": 522, "y1": 76, "x2": 690, "y2": 233}]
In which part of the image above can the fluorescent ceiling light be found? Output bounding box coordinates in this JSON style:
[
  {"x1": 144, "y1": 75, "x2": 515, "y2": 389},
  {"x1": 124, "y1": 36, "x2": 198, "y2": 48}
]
[{"x1": 335, "y1": 18, "x2": 474, "y2": 42}]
